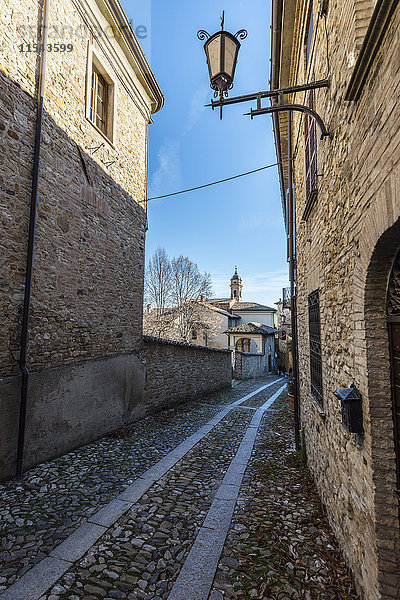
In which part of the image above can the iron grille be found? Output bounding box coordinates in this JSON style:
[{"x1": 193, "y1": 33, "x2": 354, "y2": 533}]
[
  {"x1": 283, "y1": 287, "x2": 291, "y2": 309},
  {"x1": 308, "y1": 290, "x2": 323, "y2": 405},
  {"x1": 305, "y1": 87, "x2": 317, "y2": 201}
]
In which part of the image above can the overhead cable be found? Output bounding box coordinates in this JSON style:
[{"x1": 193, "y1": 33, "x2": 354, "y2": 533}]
[{"x1": 147, "y1": 162, "x2": 280, "y2": 201}]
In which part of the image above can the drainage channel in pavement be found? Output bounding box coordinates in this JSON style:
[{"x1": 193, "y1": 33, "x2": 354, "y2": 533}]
[{"x1": 0, "y1": 377, "x2": 285, "y2": 600}]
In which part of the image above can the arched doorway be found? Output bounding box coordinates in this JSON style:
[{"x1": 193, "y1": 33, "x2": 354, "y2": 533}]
[
  {"x1": 387, "y1": 249, "x2": 400, "y2": 508},
  {"x1": 364, "y1": 218, "x2": 400, "y2": 595}
]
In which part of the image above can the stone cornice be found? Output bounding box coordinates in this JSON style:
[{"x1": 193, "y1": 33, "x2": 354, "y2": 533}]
[
  {"x1": 71, "y1": 0, "x2": 160, "y2": 120},
  {"x1": 346, "y1": 0, "x2": 400, "y2": 100}
]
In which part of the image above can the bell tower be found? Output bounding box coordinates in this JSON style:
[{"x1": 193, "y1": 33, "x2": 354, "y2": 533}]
[{"x1": 230, "y1": 266, "x2": 243, "y2": 301}]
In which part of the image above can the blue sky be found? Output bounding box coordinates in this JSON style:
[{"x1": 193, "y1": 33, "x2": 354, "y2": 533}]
[{"x1": 123, "y1": 0, "x2": 289, "y2": 307}]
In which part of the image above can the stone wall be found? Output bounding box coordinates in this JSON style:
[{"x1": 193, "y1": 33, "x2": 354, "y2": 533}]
[
  {"x1": 0, "y1": 335, "x2": 232, "y2": 481},
  {"x1": 0, "y1": 353, "x2": 146, "y2": 481},
  {"x1": 274, "y1": 1, "x2": 400, "y2": 598},
  {"x1": 234, "y1": 351, "x2": 271, "y2": 380},
  {"x1": 0, "y1": 0, "x2": 161, "y2": 479},
  {"x1": 143, "y1": 336, "x2": 232, "y2": 410},
  {"x1": 0, "y1": 0, "x2": 157, "y2": 377}
]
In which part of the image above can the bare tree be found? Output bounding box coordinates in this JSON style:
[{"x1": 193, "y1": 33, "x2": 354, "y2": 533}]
[
  {"x1": 144, "y1": 247, "x2": 173, "y2": 338},
  {"x1": 170, "y1": 256, "x2": 212, "y2": 341},
  {"x1": 171, "y1": 255, "x2": 212, "y2": 307},
  {"x1": 143, "y1": 250, "x2": 219, "y2": 343},
  {"x1": 144, "y1": 247, "x2": 172, "y2": 309}
]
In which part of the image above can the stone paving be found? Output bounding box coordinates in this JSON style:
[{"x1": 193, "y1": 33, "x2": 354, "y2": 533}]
[
  {"x1": 0, "y1": 378, "x2": 276, "y2": 592},
  {"x1": 209, "y1": 397, "x2": 362, "y2": 600},
  {"x1": 41, "y1": 409, "x2": 253, "y2": 600},
  {"x1": 236, "y1": 381, "x2": 287, "y2": 409},
  {"x1": 0, "y1": 376, "x2": 360, "y2": 600}
]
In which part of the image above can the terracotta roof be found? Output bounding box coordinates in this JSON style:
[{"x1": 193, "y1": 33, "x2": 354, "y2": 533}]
[{"x1": 226, "y1": 322, "x2": 276, "y2": 335}]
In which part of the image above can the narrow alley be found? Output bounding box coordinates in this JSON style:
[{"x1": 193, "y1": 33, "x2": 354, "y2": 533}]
[{"x1": 0, "y1": 378, "x2": 359, "y2": 600}]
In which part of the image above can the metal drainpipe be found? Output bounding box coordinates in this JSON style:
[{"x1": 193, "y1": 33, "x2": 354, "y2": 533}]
[
  {"x1": 271, "y1": 0, "x2": 301, "y2": 450},
  {"x1": 271, "y1": 0, "x2": 282, "y2": 90},
  {"x1": 16, "y1": 0, "x2": 50, "y2": 480},
  {"x1": 287, "y1": 110, "x2": 301, "y2": 452}
]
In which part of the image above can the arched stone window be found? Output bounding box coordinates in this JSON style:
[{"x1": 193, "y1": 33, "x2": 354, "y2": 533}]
[{"x1": 237, "y1": 339, "x2": 244, "y2": 352}]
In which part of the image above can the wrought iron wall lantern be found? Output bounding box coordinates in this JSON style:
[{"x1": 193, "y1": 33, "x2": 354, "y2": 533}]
[
  {"x1": 198, "y1": 14, "x2": 331, "y2": 452},
  {"x1": 198, "y1": 12, "x2": 247, "y2": 118},
  {"x1": 197, "y1": 13, "x2": 330, "y2": 136}
]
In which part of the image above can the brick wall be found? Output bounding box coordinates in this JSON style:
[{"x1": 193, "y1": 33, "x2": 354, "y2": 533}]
[
  {"x1": 275, "y1": 1, "x2": 400, "y2": 598},
  {"x1": 143, "y1": 336, "x2": 232, "y2": 411}
]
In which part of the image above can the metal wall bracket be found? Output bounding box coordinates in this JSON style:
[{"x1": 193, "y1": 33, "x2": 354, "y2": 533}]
[
  {"x1": 206, "y1": 78, "x2": 330, "y2": 136},
  {"x1": 244, "y1": 103, "x2": 330, "y2": 139}
]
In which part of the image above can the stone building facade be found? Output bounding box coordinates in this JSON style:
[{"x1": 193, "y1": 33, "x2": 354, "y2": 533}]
[
  {"x1": 275, "y1": 289, "x2": 293, "y2": 372},
  {"x1": 0, "y1": 0, "x2": 163, "y2": 479},
  {"x1": 227, "y1": 322, "x2": 276, "y2": 379},
  {"x1": 272, "y1": 1, "x2": 400, "y2": 599},
  {"x1": 210, "y1": 268, "x2": 277, "y2": 329}
]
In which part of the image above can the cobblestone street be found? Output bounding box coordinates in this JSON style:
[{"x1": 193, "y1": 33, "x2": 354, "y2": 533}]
[{"x1": 0, "y1": 378, "x2": 360, "y2": 600}]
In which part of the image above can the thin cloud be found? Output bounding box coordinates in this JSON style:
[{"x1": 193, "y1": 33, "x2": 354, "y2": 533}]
[
  {"x1": 183, "y1": 85, "x2": 209, "y2": 134},
  {"x1": 149, "y1": 140, "x2": 182, "y2": 199}
]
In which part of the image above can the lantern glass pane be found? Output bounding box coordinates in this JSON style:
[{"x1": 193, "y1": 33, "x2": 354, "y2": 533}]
[
  {"x1": 224, "y1": 36, "x2": 239, "y2": 78},
  {"x1": 206, "y1": 36, "x2": 221, "y2": 79}
]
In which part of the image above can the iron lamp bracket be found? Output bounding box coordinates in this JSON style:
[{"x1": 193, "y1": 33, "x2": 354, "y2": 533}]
[
  {"x1": 206, "y1": 78, "x2": 331, "y2": 137},
  {"x1": 244, "y1": 104, "x2": 330, "y2": 139}
]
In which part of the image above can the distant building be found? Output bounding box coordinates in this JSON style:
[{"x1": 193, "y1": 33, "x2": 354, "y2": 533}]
[
  {"x1": 210, "y1": 267, "x2": 276, "y2": 328},
  {"x1": 145, "y1": 270, "x2": 277, "y2": 375},
  {"x1": 144, "y1": 300, "x2": 240, "y2": 350},
  {"x1": 210, "y1": 269, "x2": 277, "y2": 377},
  {"x1": 275, "y1": 288, "x2": 292, "y2": 372},
  {"x1": 227, "y1": 322, "x2": 276, "y2": 379},
  {"x1": 190, "y1": 302, "x2": 241, "y2": 350}
]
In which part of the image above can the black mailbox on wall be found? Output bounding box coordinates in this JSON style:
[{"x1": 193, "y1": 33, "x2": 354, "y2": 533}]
[{"x1": 334, "y1": 386, "x2": 364, "y2": 437}]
